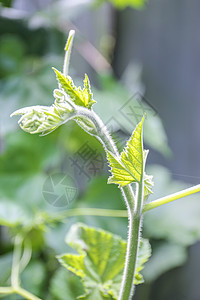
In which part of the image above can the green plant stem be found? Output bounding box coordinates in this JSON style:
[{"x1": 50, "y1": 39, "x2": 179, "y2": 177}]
[
  {"x1": 0, "y1": 286, "x2": 42, "y2": 300},
  {"x1": 73, "y1": 106, "x2": 136, "y2": 207},
  {"x1": 78, "y1": 108, "x2": 141, "y2": 299},
  {"x1": 58, "y1": 100, "x2": 141, "y2": 298},
  {"x1": 92, "y1": 111, "x2": 141, "y2": 299},
  {"x1": 1, "y1": 235, "x2": 43, "y2": 300},
  {"x1": 11, "y1": 235, "x2": 22, "y2": 289},
  {"x1": 0, "y1": 287, "x2": 13, "y2": 294},
  {"x1": 119, "y1": 178, "x2": 144, "y2": 300},
  {"x1": 59, "y1": 208, "x2": 128, "y2": 219},
  {"x1": 55, "y1": 182, "x2": 200, "y2": 221},
  {"x1": 143, "y1": 183, "x2": 200, "y2": 213},
  {"x1": 14, "y1": 287, "x2": 42, "y2": 300}
]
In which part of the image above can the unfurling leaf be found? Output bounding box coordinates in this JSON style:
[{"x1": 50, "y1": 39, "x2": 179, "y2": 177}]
[
  {"x1": 58, "y1": 223, "x2": 151, "y2": 300},
  {"x1": 10, "y1": 89, "x2": 75, "y2": 135},
  {"x1": 75, "y1": 116, "x2": 98, "y2": 135},
  {"x1": 53, "y1": 68, "x2": 96, "y2": 109},
  {"x1": 11, "y1": 30, "x2": 96, "y2": 134}
]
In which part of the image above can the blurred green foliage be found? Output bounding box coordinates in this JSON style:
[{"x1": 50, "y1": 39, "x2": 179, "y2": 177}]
[
  {"x1": 0, "y1": 1, "x2": 200, "y2": 299},
  {"x1": 0, "y1": 0, "x2": 13, "y2": 8}
]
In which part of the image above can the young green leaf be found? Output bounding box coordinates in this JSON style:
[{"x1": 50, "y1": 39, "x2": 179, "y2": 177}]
[
  {"x1": 107, "y1": 116, "x2": 145, "y2": 187},
  {"x1": 107, "y1": 151, "x2": 135, "y2": 187},
  {"x1": 10, "y1": 88, "x2": 76, "y2": 135},
  {"x1": 58, "y1": 223, "x2": 151, "y2": 300},
  {"x1": 53, "y1": 68, "x2": 96, "y2": 109},
  {"x1": 75, "y1": 116, "x2": 98, "y2": 135},
  {"x1": 11, "y1": 105, "x2": 63, "y2": 135}
]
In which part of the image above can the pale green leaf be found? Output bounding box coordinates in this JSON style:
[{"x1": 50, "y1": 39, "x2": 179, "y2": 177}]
[
  {"x1": 83, "y1": 74, "x2": 94, "y2": 106},
  {"x1": 107, "y1": 117, "x2": 154, "y2": 192},
  {"x1": 53, "y1": 68, "x2": 96, "y2": 109},
  {"x1": 75, "y1": 116, "x2": 98, "y2": 135},
  {"x1": 107, "y1": 151, "x2": 135, "y2": 186},
  {"x1": 58, "y1": 223, "x2": 151, "y2": 299},
  {"x1": 107, "y1": 116, "x2": 145, "y2": 187}
]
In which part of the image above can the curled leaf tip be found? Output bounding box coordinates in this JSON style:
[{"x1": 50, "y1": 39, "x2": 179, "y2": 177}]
[
  {"x1": 64, "y1": 30, "x2": 75, "y2": 51},
  {"x1": 11, "y1": 99, "x2": 74, "y2": 135}
]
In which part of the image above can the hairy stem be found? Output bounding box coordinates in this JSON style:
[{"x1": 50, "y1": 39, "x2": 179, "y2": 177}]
[
  {"x1": 73, "y1": 107, "x2": 136, "y2": 207},
  {"x1": 119, "y1": 178, "x2": 144, "y2": 300},
  {"x1": 76, "y1": 107, "x2": 141, "y2": 299},
  {"x1": 143, "y1": 183, "x2": 200, "y2": 213}
]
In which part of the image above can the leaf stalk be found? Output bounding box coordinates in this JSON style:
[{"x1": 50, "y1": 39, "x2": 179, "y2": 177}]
[
  {"x1": 0, "y1": 236, "x2": 42, "y2": 300},
  {"x1": 143, "y1": 183, "x2": 200, "y2": 213}
]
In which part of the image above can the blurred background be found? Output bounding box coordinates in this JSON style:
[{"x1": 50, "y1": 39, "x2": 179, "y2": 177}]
[{"x1": 0, "y1": 0, "x2": 200, "y2": 299}]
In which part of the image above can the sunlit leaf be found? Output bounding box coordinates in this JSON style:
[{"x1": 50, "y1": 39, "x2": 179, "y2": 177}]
[
  {"x1": 107, "y1": 116, "x2": 145, "y2": 186},
  {"x1": 53, "y1": 68, "x2": 96, "y2": 109},
  {"x1": 58, "y1": 223, "x2": 151, "y2": 299}
]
